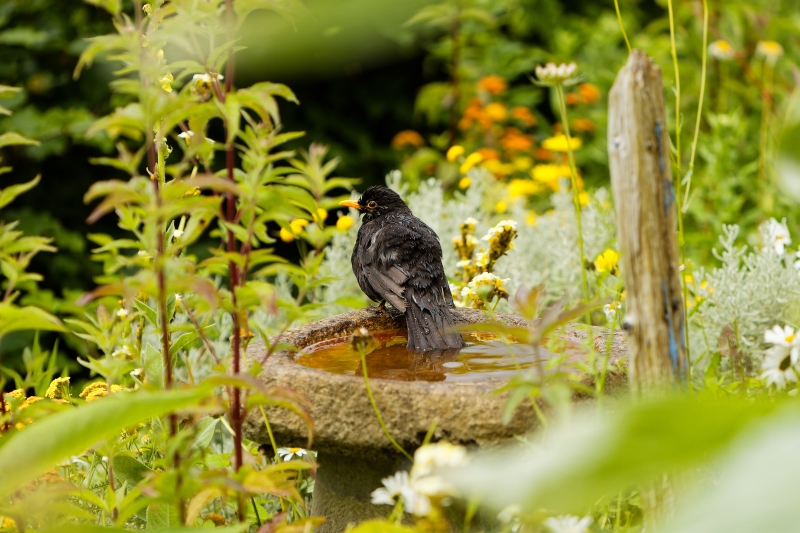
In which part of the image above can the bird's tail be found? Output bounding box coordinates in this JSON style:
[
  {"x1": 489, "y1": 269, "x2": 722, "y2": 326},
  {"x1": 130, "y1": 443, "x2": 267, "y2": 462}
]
[{"x1": 405, "y1": 288, "x2": 465, "y2": 351}]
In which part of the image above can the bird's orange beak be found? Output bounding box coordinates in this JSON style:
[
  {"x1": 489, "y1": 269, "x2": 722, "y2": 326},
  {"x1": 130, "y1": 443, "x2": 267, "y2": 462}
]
[{"x1": 339, "y1": 200, "x2": 361, "y2": 210}]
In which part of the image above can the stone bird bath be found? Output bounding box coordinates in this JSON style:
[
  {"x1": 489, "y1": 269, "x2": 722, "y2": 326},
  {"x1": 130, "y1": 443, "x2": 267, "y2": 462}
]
[{"x1": 243, "y1": 308, "x2": 626, "y2": 532}]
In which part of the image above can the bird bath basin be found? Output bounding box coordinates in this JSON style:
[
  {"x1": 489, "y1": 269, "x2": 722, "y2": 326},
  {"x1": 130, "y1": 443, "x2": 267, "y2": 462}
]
[{"x1": 243, "y1": 308, "x2": 627, "y2": 532}]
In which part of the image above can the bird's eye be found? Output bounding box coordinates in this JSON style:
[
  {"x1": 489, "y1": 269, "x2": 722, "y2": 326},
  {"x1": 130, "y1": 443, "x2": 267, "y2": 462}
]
[{"x1": 367, "y1": 200, "x2": 378, "y2": 209}]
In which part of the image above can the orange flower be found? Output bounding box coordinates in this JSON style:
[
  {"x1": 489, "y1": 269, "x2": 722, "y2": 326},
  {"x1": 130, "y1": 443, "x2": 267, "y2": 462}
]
[
  {"x1": 477, "y1": 148, "x2": 500, "y2": 161},
  {"x1": 477, "y1": 75, "x2": 507, "y2": 95},
  {"x1": 511, "y1": 106, "x2": 536, "y2": 127},
  {"x1": 500, "y1": 127, "x2": 534, "y2": 154},
  {"x1": 391, "y1": 130, "x2": 425, "y2": 149},
  {"x1": 571, "y1": 118, "x2": 595, "y2": 133},
  {"x1": 566, "y1": 92, "x2": 580, "y2": 105},
  {"x1": 578, "y1": 83, "x2": 601, "y2": 104},
  {"x1": 534, "y1": 148, "x2": 554, "y2": 161},
  {"x1": 460, "y1": 98, "x2": 492, "y2": 131}
]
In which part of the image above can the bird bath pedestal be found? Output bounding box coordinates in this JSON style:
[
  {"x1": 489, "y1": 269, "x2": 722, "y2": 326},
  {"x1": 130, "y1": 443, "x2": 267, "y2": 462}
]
[{"x1": 243, "y1": 308, "x2": 626, "y2": 532}]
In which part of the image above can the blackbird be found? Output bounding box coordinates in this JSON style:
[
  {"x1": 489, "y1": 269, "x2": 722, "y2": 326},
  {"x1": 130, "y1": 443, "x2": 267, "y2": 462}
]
[{"x1": 340, "y1": 186, "x2": 465, "y2": 351}]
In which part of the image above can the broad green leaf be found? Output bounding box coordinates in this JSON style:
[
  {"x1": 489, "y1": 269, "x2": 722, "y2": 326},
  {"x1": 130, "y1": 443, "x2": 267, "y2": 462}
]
[
  {"x1": 0, "y1": 388, "x2": 206, "y2": 498},
  {"x1": 112, "y1": 454, "x2": 152, "y2": 486},
  {"x1": 661, "y1": 408, "x2": 800, "y2": 533},
  {"x1": 0, "y1": 175, "x2": 41, "y2": 210},
  {"x1": 147, "y1": 503, "x2": 180, "y2": 529},
  {"x1": 143, "y1": 342, "x2": 164, "y2": 388},
  {"x1": 447, "y1": 395, "x2": 784, "y2": 515},
  {"x1": 0, "y1": 303, "x2": 65, "y2": 338},
  {"x1": 169, "y1": 330, "x2": 204, "y2": 358}
]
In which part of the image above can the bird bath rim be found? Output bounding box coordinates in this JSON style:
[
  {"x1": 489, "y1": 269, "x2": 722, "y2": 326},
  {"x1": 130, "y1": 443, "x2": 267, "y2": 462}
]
[{"x1": 242, "y1": 307, "x2": 627, "y2": 459}]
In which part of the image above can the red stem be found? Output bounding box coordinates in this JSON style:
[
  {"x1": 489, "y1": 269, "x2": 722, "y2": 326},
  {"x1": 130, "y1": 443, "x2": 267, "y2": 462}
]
[{"x1": 223, "y1": 0, "x2": 245, "y2": 520}]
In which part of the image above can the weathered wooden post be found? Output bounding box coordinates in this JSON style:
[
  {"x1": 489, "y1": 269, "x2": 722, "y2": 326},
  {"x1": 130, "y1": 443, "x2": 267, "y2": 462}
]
[
  {"x1": 608, "y1": 49, "x2": 688, "y2": 529},
  {"x1": 608, "y1": 50, "x2": 687, "y2": 390}
]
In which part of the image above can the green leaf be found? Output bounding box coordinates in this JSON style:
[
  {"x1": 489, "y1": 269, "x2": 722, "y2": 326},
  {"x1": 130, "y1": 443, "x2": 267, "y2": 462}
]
[
  {"x1": 83, "y1": 0, "x2": 121, "y2": 14},
  {"x1": 347, "y1": 520, "x2": 419, "y2": 533},
  {"x1": 169, "y1": 330, "x2": 204, "y2": 358},
  {"x1": 0, "y1": 303, "x2": 65, "y2": 338},
  {"x1": 446, "y1": 395, "x2": 784, "y2": 515},
  {"x1": 133, "y1": 299, "x2": 158, "y2": 328},
  {"x1": 143, "y1": 343, "x2": 164, "y2": 388},
  {"x1": 112, "y1": 454, "x2": 152, "y2": 486},
  {"x1": 146, "y1": 503, "x2": 180, "y2": 529},
  {"x1": 0, "y1": 388, "x2": 206, "y2": 498},
  {"x1": 0, "y1": 132, "x2": 39, "y2": 149},
  {"x1": 661, "y1": 408, "x2": 800, "y2": 533},
  {"x1": 192, "y1": 416, "x2": 219, "y2": 451},
  {"x1": 0, "y1": 175, "x2": 41, "y2": 210}
]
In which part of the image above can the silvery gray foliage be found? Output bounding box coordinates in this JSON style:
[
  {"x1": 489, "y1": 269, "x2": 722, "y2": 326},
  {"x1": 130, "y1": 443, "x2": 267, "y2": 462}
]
[
  {"x1": 692, "y1": 223, "x2": 800, "y2": 365},
  {"x1": 501, "y1": 184, "x2": 615, "y2": 303}
]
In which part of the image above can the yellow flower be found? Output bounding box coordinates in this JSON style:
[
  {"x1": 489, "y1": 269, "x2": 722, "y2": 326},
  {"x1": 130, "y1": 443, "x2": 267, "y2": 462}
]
[
  {"x1": 594, "y1": 248, "x2": 620, "y2": 274},
  {"x1": 482, "y1": 159, "x2": 514, "y2": 178},
  {"x1": 578, "y1": 191, "x2": 589, "y2": 206},
  {"x1": 460, "y1": 152, "x2": 484, "y2": 174},
  {"x1": 542, "y1": 134, "x2": 582, "y2": 152},
  {"x1": 756, "y1": 40, "x2": 784, "y2": 61},
  {"x1": 484, "y1": 102, "x2": 508, "y2": 122},
  {"x1": 315, "y1": 208, "x2": 328, "y2": 224},
  {"x1": 1, "y1": 517, "x2": 17, "y2": 528},
  {"x1": 290, "y1": 218, "x2": 309, "y2": 234},
  {"x1": 531, "y1": 164, "x2": 571, "y2": 190},
  {"x1": 159, "y1": 72, "x2": 174, "y2": 93},
  {"x1": 495, "y1": 200, "x2": 507, "y2": 213},
  {"x1": 279, "y1": 228, "x2": 295, "y2": 242},
  {"x1": 684, "y1": 274, "x2": 694, "y2": 284},
  {"x1": 459, "y1": 176, "x2": 472, "y2": 189},
  {"x1": 45, "y1": 377, "x2": 70, "y2": 400},
  {"x1": 336, "y1": 215, "x2": 354, "y2": 231},
  {"x1": 526, "y1": 212, "x2": 537, "y2": 226},
  {"x1": 477, "y1": 75, "x2": 507, "y2": 95},
  {"x1": 508, "y1": 179, "x2": 541, "y2": 198},
  {"x1": 512, "y1": 156, "x2": 533, "y2": 171},
  {"x1": 447, "y1": 145, "x2": 465, "y2": 162}
]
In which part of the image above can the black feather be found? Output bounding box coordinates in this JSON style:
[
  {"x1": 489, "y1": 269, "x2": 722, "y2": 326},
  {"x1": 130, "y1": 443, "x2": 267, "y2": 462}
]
[{"x1": 349, "y1": 186, "x2": 464, "y2": 351}]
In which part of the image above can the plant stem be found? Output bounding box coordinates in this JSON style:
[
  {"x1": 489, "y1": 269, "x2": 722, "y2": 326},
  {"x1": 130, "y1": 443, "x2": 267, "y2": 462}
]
[
  {"x1": 357, "y1": 346, "x2": 413, "y2": 460},
  {"x1": 555, "y1": 85, "x2": 590, "y2": 323},
  {"x1": 222, "y1": 0, "x2": 244, "y2": 522},
  {"x1": 614, "y1": 0, "x2": 631, "y2": 53},
  {"x1": 666, "y1": 0, "x2": 692, "y2": 371},
  {"x1": 447, "y1": 1, "x2": 461, "y2": 148},
  {"x1": 759, "y1": 60, "x2": 774, "y2": 187},
  {"x1": 258, "y1": 405, "x2": 281, "y2": 463}
]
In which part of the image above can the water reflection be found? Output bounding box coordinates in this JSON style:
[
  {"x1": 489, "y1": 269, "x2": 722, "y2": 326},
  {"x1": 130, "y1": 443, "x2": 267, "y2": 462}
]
[{"x1": 295, "y1": 329, "x2": 586, "y2": 383}]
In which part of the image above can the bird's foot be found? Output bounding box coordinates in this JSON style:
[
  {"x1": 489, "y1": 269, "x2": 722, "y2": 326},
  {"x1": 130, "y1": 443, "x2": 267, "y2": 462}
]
[{"x1": 368, "y1": 301, "x2": 388, "y2": 314}]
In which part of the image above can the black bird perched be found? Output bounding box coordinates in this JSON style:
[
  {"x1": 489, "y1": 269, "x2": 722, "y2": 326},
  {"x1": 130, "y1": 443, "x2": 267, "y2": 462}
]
[{"x1": 340, "y1": 186, "x2": 465, "y2": 351}]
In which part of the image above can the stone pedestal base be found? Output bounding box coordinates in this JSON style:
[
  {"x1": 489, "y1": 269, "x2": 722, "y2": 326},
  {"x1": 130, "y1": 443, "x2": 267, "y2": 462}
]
[{"x1": 311, "y1": 451, "x2": 411, "y2": 533}]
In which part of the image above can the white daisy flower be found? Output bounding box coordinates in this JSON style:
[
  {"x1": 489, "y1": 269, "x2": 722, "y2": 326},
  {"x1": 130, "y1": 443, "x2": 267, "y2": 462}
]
[
  {"x1": 763, "y1": 218, "x2": 791, "y2": 255},
  {"x1": 543, "y1": 515, "x2": 592, "y2": 533},
  {"x1": 761, "y1": 345, "x2": 799, "y2": 390},
  {"x1": 603, "y1": 302, "x2": 621, "y2": 323},
  {"x1": 277, "y1": 447, "x2": 307, "y2": 460},
  {"x1": 765, "y1": 325, "x2": 798, "y2": 347},
  {"x1": 371, "y1": 471, "x2": 412, "y2": 506},
  {"x1": 412, "y1": 442, "x2": 468, "y2": 478}
]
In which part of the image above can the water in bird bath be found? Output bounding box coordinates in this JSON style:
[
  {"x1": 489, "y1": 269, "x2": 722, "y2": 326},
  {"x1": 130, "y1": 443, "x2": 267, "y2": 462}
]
[{"x1": 295, "y1": 330, "x2": 587, "y2": 383}]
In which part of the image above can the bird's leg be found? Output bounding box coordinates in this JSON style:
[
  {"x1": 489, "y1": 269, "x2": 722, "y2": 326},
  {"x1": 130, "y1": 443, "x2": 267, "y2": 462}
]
[{"x1": 369, "y1": 300, "x2": 387, "y2": 313}]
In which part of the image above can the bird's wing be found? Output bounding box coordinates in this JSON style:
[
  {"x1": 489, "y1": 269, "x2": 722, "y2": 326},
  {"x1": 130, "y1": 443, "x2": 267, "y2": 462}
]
[{"x1": 357, "y1": 221, "x2": 439, "y2": 313}]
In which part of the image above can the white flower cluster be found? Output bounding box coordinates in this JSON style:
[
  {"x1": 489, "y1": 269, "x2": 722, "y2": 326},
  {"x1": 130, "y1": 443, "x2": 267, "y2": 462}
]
[
  {"x1": 483, "y1": 219, "x2": 517, "y2": 241},
  {"x1": 370, "y1": 442, "x2": 468, "y2": 517},
  {"x1": 761, "y1": 325, "x2": 800, "y2": 389},
  {"x1": 763, "y1": 218, "x2": 791, "y2": 255},
  {"x1": 535, "y1": 62, "x2": 579, "y2": 86},
  {"x1": 543, "y1": 515, "x2": 592, "y2": 533}
]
